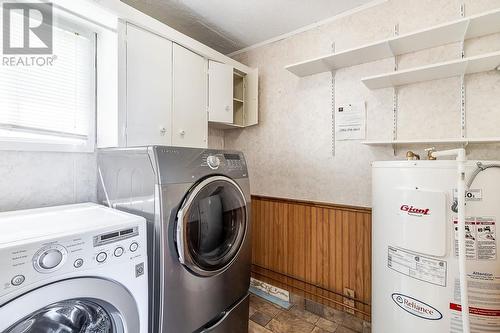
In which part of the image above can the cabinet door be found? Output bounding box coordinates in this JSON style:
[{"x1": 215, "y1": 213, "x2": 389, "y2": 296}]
[
  {"x1": 126, "y1": 23, "x2": 172, "y2": 146},
  {"x1": 244, "y1": 68, "x2": 259, "y2": 126},
  {"x1": 208, "y1": 60, "x2": 233, "y2": 124},
  {"x1": 172, "y1": 44, "x2": 208, "y2": 148}
]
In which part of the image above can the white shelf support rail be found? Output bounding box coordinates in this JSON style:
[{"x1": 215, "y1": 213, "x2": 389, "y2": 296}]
[
  {"x1": 460, "y1": 74, "x2": 466, "y2": 140},
  {"x1": 460, "y1": 3, "x2": 467, "y2": 141},
  {"x1": 392, "y1": 24, "x2": 399, "y2": 155},
  {"x1": 331, "y1": 42, "x2": 336, "y2": 157}
]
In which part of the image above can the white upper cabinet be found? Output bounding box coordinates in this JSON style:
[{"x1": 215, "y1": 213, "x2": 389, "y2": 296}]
[
  {"x1": 208, "y1": 60, "x2": 234, "y2": 124},
  {"x1": 172, "y1": 44, "x2": 208, "y2": 148},
  {"x1": 125, "y1": 23, "x2": 173, "y2": 147},
  {"x1": 208, "y1": 61, "x2": 259, "y2": 129},
  {"x1": 98, "y1": 19, "x2": 258, "y2": 149}
]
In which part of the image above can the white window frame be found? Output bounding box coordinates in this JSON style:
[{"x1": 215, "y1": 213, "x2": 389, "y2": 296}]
[{"x1": 0, "y1": 5, "x2": 99, "y2": 153}]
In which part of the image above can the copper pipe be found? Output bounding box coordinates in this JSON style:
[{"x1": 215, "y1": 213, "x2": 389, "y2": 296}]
[{"x1": 251, "y1": 265, "x2": 371, "y2": 317}]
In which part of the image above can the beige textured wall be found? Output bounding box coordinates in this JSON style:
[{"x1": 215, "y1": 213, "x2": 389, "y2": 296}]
[
  {"x1": 224, "y1": 0, "x2": 500, "y2": 207},
  {"x1": 208, "y1": 127, "x2": 225, "y2": 149}
]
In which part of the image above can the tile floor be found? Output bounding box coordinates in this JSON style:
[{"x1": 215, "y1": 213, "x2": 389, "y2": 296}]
[{"x1": 249, "y1": 294, "x2": 371, "y2": 333}]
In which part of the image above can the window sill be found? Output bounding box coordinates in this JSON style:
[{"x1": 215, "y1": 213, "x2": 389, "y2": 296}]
[{"x1": 0, "y1": 139, "x2": 95, "y2": 153}]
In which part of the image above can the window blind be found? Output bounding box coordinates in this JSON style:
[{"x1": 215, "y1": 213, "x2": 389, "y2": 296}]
[{"x1": 0, "y1": 12, "x2": 95, "y2": 147}]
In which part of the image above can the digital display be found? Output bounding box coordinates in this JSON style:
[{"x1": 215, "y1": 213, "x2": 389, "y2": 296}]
[
  {"x1": 224, "y1": 153, "x2": 240, "y2": 160},
  {"x1": 120, "y1": 229, "x2": 134, "y2": 236},
  {"x1": 94, "y1": 227, "x2": 139, "y2": 247},
  {"x1": 101, "y1": 232, "x2": 119, "y2": 241}
]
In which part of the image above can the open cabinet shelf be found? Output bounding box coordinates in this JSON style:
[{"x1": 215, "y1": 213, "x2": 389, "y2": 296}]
[
  {"x1": 362, "y1": 137, "x2": 500, "y2": 146},
  {"x1": 209, "y1": 121, "x2": 245, "y2": 130},
  {"x1": 208, "y1": 61, "x2": 258, "y2": 129},
  {"x1": 285, "y1": 8, "x2": 500, "y2": 77},
  {"x1": 361, "y1": 51, "x2": 500, "y2": 89}
]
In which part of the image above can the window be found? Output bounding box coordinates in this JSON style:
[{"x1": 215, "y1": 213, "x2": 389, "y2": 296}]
[{"x1": 0, "y1": 9, "x2": 96, "y2": 152}]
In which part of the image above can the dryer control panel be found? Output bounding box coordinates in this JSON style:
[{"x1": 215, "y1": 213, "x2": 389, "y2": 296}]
[
  {"x1": 154, "y1": 147, "x2": 248, "y2": 184},
  {"x1": 201, "y1": 153, "x2": 245, "y2": 173}
]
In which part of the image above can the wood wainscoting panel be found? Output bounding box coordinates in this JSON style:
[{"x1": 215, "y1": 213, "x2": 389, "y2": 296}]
[{"x1": 250, "y1": 195, "x2": 372, "y2": 321}]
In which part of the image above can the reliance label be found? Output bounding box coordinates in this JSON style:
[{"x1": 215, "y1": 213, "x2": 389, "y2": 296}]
[{"x1": 392, "y1": 293, "x2": 443, "y2": 320}]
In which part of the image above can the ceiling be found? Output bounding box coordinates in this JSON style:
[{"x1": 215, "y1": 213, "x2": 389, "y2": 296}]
[{"x1": 121, "y1": 0, "x2": 376, "y2": 55}]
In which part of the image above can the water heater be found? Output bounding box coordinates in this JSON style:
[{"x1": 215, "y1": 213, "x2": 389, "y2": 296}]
[{"x1": 372, "y1": 160, "x2": 500, "y2": 333}]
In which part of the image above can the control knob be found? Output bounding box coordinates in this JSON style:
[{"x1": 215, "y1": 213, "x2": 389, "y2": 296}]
[
  {"x1": 33, "y1": 245, "x2": 67, "y2": 273},
  {"x1": 207, "y1": 155, "x2": 220, "y2": 170}
]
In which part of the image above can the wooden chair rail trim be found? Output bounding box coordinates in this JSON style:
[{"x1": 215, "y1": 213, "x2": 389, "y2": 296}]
[{"x1": 250, "y1": 195, "x2": 372, "y2": 213}]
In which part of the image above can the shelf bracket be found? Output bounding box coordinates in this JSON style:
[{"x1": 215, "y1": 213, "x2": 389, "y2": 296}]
[{"x1": 331, "y1": 42, "x2": 336, "y2": 157}]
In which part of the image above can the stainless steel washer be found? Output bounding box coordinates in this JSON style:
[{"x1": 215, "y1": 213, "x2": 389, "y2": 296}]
[{"x1": 98, "y1": 147, "x2": 251, "y2": 333}]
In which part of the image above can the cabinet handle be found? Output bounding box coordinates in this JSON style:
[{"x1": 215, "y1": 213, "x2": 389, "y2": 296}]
[
  {"x1": 225, "y1": 105, "x2": 230, "y2": 112},
  {"x1": 179, "y1": 130, "x2": 186, "y2": 136},
  {"x1": 160, "y1": 127, "x2": 167, "y2": 136}
]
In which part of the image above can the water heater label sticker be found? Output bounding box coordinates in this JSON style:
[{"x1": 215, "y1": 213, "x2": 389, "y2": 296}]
[
  {"x1": 453, "y1": 217, "x2": 496, "y2": 260},
  {"x1": 388, "y1": 246, "x2": 447, "y2": 287},
  {"x1": 450, "y1": 272, "x2": 500, "y2": 332},
  {"x1": 453, "y1": 188, "x2": 483, "y2": 201},
  {"x1": 450, "y1": 302, "x2": 500, "y2": 332}
]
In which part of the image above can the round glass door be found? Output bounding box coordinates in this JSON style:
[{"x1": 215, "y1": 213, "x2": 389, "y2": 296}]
[
  {"x1": 5, "y1": 299, "x2": 114, "y2": 333},
  {"x1": 0, "y1": 278, "x2": 139, "y2": 333},
  {"x1": 176, "y1": 176, "x2": 247, "y2": 276}
]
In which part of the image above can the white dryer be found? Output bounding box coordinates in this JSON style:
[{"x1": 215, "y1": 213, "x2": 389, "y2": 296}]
[{"x1": 0, "y1": 203, "x2": 148, "y2": 333}]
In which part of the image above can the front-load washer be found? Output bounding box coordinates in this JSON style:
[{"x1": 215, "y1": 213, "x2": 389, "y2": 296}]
[
  {"x1": 98, "y1": 146, "x2": 251, "y2": 333},
  {"x1": 0, "y1": 203, "x2": 148, "y2": 333}
]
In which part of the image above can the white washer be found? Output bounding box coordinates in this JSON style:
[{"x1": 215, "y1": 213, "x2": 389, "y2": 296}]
[{"x1": 0, "y1": 203, "x2": 148, "y2": 333}]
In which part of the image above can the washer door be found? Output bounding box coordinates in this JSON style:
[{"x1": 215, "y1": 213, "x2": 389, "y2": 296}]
[
  {"x1": 0, "y1": 278, "x2": 140, "y2": 333},
  {"x1": 176, "y1": 176, "x2": 247, "y2": 277}
]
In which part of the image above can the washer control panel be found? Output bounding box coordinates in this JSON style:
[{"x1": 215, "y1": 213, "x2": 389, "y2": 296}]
[{"x1": 0, "y1": 223, "x2": 145, "y2": 294}]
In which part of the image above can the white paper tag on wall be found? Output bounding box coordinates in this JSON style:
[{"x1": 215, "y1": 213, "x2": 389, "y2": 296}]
[{"x1": 335, "y1": 102, "x2": 366, "y2": 140}]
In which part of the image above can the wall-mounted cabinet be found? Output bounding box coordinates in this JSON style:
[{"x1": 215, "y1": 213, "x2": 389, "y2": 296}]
[
  {"x1": 123, "y1": 23, "x2": 173, "y2": 147},
  {"x1": 114, "y1": 23, "x2": 208, "y2": 148},
  {"x1": 172, "y1": 43, "x2": 207, "y2": 148},
  {"x1": 208, "y1": 61, "x2": 234, "y2": 124},
  {"x1": 209, "y1": 60, "x2": 259, "y2": 129},
  {"x1": 98, "y1": 21, "x2": 258, "y2": 148}
]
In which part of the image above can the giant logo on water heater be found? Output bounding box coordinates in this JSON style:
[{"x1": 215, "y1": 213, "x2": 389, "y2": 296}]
[
  {"x1": 391, "y1": 293, "x2": 443, "y2": 320},
  {"x1": 400, "y1": 205, "x2": 431, "y2": 217}
]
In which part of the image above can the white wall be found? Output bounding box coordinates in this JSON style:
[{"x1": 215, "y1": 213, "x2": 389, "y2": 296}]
[
  {"x1": 0, "y1": 152, "x2": 96, "y2": 211},
  {"x1": 0, "y1": 132, "x2": 224, "y2": 212},
  {"x1": 225, "y1": 0, "x2": 500, "y2": 207}
]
